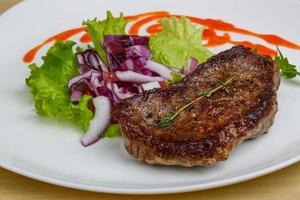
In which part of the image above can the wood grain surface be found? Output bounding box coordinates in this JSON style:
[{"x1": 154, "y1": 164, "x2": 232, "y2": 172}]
[{"x1": 1, "y1": 0, "x2": 300, "y2": 199}]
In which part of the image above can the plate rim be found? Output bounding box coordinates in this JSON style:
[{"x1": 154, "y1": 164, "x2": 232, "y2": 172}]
[
  {"x1": 1, "y1": 0, "x2": 300, "y2": 194},
  {"x1": 0, "y1": 155, "x2": 299, "y2": 194}
]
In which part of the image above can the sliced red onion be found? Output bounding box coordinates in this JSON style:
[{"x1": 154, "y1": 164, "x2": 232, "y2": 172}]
[
  {"x1": 103, "y1": 35, "x2": 151, "y2": 72},
  {"x1": 125, "y1": 45, "x2": 151, "y2": 69},
  {"x1": 136, "y1": 85, "x2": 143, "y2": 93},
  {"x1": 76, "y1": 49, "x2": 108, "y2": 72},
  {"x1": 141, "y1": 68, "x2": 153, "y2": 76},
  {"x1": 70, "y1": 90, "x2": 83, "y2": 102},
  {"x1": 112, "y1": 83, "x2": 135, "y2": 99},
  {"x1": 115, "y1": 71, "x2": 164, "y2": 83},
  {"x1": 133, "y1": 57, "x2": 148, "y2": 69},
  {"x1": 132, "y1": 83, "x2": 144, "y2": 93},
  {"x1": 83, "y1": 50, "x2": 93, "y2": 65},
  {"x1": 76, "y1": 53, "x2": 85, "y2": 65},
  {"x1": 69, "y1": 79, "x2": 97, "y2": 101},
  {"x1": 68, "y1": 69, "x2": 104, "y2": 102},
  {"x1": 88, "y1": 52, "x2": 101, "y2": 70},
  {"x1": 68, "y1": 70, "x2": 101, "y2": 90},
  {"x1": 91, "y1": 52, "x2": 108, "y2": 72},
  {"x1": 78, "y1": 64, "x2": 90, "y2": 74},
  {"x1": 106, "y1": 82, "x2": 119, "y2": 105},
  {"x1": 81, "y1": 96, "x2": 111, "y2": 147},
  {"x1": 145, "y1": 60, "x2": 173, "y2": 80},
  {"x1": 141, "y1": 81, "x2": 161, "y2": 91},
  {"x1": 91, "y1": 77, "x2": 103, "y2": 89},
  {"x1": 96, "y1": 86, "x2": 110, "y2": 96},
  {"x1": 124, "y1": 59, "x2": 134, "y2": 70},
  {"x1": 116, "y1": 82, "x2": 139, "y2": 95},
  {"x1": 181, "y1": 57, "x2": 198, "y2": 75},
  {"x1": 96, "y1": 85, "x2": 116, "y2": 105},
  {"x1": 125, "y1": 45, "x2": 152, "y2": 60}
]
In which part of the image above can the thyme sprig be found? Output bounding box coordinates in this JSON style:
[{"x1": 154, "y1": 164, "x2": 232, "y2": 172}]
[
  {"x1": 157, "y1": 76, "x2": 235, "y2": 128},
  {"x1": 274, "y1": 46, "x2": 300, "y2": 79}
]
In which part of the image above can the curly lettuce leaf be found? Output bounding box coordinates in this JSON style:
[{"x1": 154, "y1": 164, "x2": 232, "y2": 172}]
[
  {"x1": 168, "y1": 72, "x2": 184, "y2": 84},
  {"x1": 71, "y1": 95, "x2": 94, "y2": 131},
  {"x1": 103, "y1": 124, "x2": 121, "y2": 138},
  {"x1": 149, "y1": 17, "x2": 213, "y2": 69},
  {"x1": 83, "y1": 11, "x2": 127, "y2": 64},
  {"x1": 25, "y1": 41, "x2": 93, "y2": 131}
]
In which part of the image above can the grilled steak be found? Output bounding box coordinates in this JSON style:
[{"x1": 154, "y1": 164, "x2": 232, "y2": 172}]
[{"x1": 113, "y1": 46, "x2": 280, "y2": 167}]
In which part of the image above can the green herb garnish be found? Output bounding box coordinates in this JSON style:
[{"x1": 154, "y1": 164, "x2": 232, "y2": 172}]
[
  {"x1": 157, "y1": 76, "x2": 235, "y2": 128},
  {"x1": 198, "y1": 91, "x2": 212, "y2": 98},
  {"x1": 275, "y1": 47, "x2": 300, "y2": 79},
  {"x1": 157, "y1": 112, "x2": 177, "y2": 128}
]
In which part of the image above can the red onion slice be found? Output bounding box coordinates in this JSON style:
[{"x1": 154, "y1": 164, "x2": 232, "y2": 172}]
[
  {"x1": 81, "y1": 96, "x2": 111, "y2": 147},
  {"x1": 115, "y1": 71, "x2": 164, "y2": 83},
  {"x1": 76, "y1": 49, "x2": 108, "y2": 72},
  {"x1": 181, "y1": 57, "x2": 198, "y2": 75},
  {"x1": 133, "y1": 84, "x2": 143, "y2": 93},
  {"x1": 112, "y1": 83, "x2": 135, "y2": 99},
  {"x1": 96, "y1": 56, "x2": 109, "y2": 73},
  {"x1": 145, "y1": 60, "x2": 173, "y2": 80},
  {"x1": 124, "y1": 59, "x2": 134, "y2": 70},
  {"x1": 103, "y1": 35, "x2": 151, "y2": 72},
  {"x1": 68, "y1": 70, "x2": 101, "y2": 89},
  {"x1": 78, "y1": 64, "x2": 90, "y2": 74},
  {"x1": 70, "y1": 90, "x2": 83, "y2": 102},
  {"x1": 141, "y1": 81, "x2": 161, "y2": 91},
  {"x1": 88, "y1": 52, "x2": 101, "y2": 70},
  {"x1": 106, "y1": 82, "x2": 119, "y2": 105},
  {"x1": 76, "y1": 53, "x2": 85, "y2": 65}
]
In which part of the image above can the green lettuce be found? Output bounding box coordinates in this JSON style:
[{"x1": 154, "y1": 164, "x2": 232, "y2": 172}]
[
  {"x1": 83, "y1": 11, "x2": 127, "y2": 64},
  {"x1": 103, "y1": 124, "x2": 121, "y2": 138},
  {"x1": 168, "y1": 72, "x2": 184, "y2": 84},
  {"x1": 149, "y1": 17, "x2": 213, "y2": 69},
  {"x1": 25, "y1": 41, "x2": 94, "y2": 131}
]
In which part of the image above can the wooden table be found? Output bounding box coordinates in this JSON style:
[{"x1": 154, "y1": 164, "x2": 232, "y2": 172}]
[{"x1": 1, "y1": 0, "x2": 300, "y2": 199}]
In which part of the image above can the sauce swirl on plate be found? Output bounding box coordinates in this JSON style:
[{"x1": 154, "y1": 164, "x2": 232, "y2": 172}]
[
  {"x1": 23, "y1": 11, "x2": 300, "y2": 63},
  {"x1": 23, "y1": 27, "x2": 86, "y2": 63}
]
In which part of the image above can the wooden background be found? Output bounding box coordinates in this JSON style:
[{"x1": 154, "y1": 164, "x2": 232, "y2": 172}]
[{"x1": 1, "y1": 0, "x2": 300, "y2": 199}]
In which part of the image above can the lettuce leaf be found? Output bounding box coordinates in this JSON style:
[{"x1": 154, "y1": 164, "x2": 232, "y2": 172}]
[
  {"x1": 25, "y1": 41, "x2": 93, "y2": 131},
  {"x1": 103, "y1": 124, "x2": 121, "y2": 138},
  {"x1": 83, "y1": 11, "x2": 127, "y2": 64},
  {"x1": 71, "y1": 95, "x2": 94, "y2": 131},
  {"x1": 149, "y1": 17, "x2": 213, "y2": 69}
]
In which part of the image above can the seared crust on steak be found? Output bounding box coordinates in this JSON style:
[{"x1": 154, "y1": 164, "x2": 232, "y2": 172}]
[{"x1": 113, "y1": 46, "x2": 280, "y2": 167}]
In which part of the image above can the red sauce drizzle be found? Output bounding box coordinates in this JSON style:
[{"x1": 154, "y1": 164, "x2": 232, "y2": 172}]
[
  {"x1": 124, "y1": 11, "x2": 170, "y2": 22},
  {"x1": 23, "y1": 27, "x2": 86, "y2": 63},
  {"x1": 23, "y1": 11, "x2": 300, "y2": 63},
  {"x1": 128, "y1": 13, "x2": 170, "y2": 35},
  {"x1": 186, "y1": 16, "x2": 300, "y2": 50},
  {"x1": 80, "y1": 33, "x2": 92, "y2": 43},
  {"x1": 146, "y1": 24, "x2": 162, "y2": 36}
]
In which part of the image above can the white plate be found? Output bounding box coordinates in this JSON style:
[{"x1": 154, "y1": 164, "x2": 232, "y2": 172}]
[{"x1": 1, "y1": 0, "x2": 300, "y2": 194}]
